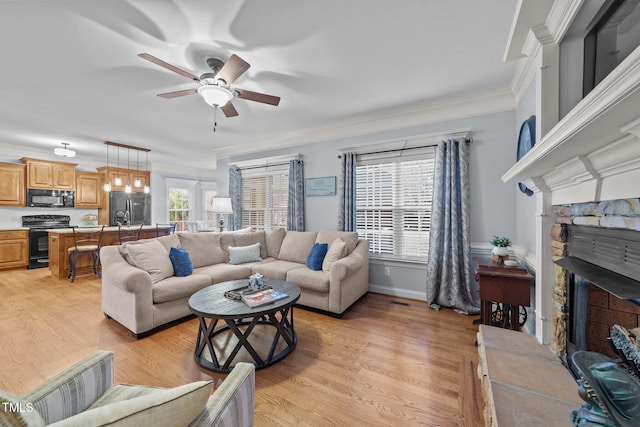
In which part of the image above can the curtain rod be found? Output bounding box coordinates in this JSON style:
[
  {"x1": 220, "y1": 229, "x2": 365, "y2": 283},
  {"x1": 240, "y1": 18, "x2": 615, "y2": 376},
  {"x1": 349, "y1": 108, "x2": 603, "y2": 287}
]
[
  {"x1": 337, "y1": 139, "x2": 472, "y2": 158},
  {"x1": 234, "y1": 159, "x2": 302, "y2": 171}
]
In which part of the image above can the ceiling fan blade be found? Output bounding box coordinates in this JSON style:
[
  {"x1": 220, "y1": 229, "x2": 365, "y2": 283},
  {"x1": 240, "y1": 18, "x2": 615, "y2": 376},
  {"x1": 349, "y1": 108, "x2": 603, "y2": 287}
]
[
  {"x1": 235, "y1": 88, "x2": 280, "y2": 106},
  {"x1": 138, "y1": 53, "x2": 199, "y2": 81},
  {"x1": 221, "y1": 102, "x2": 239, "y2": 117},
  {"x1": 157, "y1": 88, "x2": 198, "y2": 99},
  {"x1": 217, "y1": 54, "x2": 250, "y2": 85}
]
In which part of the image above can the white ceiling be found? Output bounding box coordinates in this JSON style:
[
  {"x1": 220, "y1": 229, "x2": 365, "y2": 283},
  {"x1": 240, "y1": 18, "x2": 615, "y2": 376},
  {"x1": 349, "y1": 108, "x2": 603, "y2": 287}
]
[{"x1": 0, "y1": 0, "x2": 518, "y2": 171}]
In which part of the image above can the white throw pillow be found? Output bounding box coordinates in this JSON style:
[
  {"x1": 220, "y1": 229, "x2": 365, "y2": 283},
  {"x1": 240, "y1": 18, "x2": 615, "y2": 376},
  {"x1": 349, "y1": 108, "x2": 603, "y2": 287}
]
[
  {"x1": 126, "y1": 240, "x2": 174, "y2": 283},
  {"x1": 48, "y1": 380, "x2": 213, "y2": 427},
  {"x1": 228, "y1": 243, "x2": 262, "y2": 265},
  {"x1": 322, "y1": 237, "x2": 347, "y2": 273}
]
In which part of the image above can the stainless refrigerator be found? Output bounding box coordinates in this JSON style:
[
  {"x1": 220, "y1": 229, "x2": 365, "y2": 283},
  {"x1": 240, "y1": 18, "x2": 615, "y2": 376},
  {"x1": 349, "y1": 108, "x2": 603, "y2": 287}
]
[{"x1": 109, "y1": 192, "x2": 151, "y2": 226}]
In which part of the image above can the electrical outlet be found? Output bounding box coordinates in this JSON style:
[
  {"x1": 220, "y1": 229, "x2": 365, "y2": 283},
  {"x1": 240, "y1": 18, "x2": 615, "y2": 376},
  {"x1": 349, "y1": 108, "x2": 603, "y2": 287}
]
[{"x1": 384, "y1": 266, "x2": 391, "y2": 276}]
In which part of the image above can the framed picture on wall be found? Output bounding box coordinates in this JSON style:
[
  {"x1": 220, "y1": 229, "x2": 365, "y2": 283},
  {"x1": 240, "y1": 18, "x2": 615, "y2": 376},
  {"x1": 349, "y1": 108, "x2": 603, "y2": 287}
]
[{"x1": 305, "y1": 176, "x2": 336, "y2": 196}]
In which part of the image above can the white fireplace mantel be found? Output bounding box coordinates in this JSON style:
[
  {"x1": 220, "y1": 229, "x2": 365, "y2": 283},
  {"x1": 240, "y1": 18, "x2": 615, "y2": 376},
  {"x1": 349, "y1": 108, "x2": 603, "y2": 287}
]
[{"x1": 502, "y1": 44, "x2": 640, "y2": 205}]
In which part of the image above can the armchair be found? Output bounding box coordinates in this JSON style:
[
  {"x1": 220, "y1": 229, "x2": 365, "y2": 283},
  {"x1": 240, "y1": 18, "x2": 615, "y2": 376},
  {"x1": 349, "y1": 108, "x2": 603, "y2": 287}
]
[{"x1": 0, "y1": 351, "x2": 254, "y2": 427}]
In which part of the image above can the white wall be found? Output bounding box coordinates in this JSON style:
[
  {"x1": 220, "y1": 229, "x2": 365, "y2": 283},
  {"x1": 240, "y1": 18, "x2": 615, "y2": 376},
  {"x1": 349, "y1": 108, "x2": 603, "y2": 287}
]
[{"x1": 218, "y1": 109, "x2": 517, "y2": 299}]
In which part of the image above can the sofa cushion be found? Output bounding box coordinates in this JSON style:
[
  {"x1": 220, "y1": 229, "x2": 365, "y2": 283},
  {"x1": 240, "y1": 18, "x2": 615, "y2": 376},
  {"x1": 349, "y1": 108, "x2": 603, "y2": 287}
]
[
  {"x1": 0, "y1": 390, "x2": 45, "y2": 427},
  {"x1": 194, "y1": 263, "x2": 253, "y2": 283},
  {"x1": 265, "y1": 228, "x2": 286, "y2": 258},
  {"x1": 323, "y1": 237, "x2": 347, "y2": 273},
  {"x1": 119, "y1": 234, "x2": 180, "y2": 266},
  {"x1": 178, "y1": 232, "x2": 226, "y2": 268},
  {"x1": 233, "y1": 231, "x2": 267, "y2": 259},
  {"x1": 252, "y1": 260, "x2": 306, "y2": 280},
  {"x1": 316, "y1": 230, "x2": 359, "y2": 255},
  {"x1": 228, "y1": 243, "x2": 262, "y2": 265},
  {"x1": 277, "y1": 231, "x2": 318, "y2": 264},
  {"x1": 152, "y1": 274, "x2": 212, "y2": 303},
  {"x1": 169, "y1": 247, "x2": 193, "y2": 277},
  {"x1": 306, "y1": 243, "x2": 328, "y2": 271},
  {"x1": 286, "y1": 267, "x2": 330, "y2": 293},
  {"x1": 126, "y1": 240, "x2": 174, "y2": 283},
  {"x1": 48, "y1": 380, "x2": 213, "y2": 427}
]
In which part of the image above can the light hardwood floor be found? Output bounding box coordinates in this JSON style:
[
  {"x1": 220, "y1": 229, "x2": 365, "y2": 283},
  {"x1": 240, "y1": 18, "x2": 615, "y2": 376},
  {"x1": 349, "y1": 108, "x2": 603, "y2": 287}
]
[{"x1": 0, "y1": 267, "x2": 484, "y2": 426}]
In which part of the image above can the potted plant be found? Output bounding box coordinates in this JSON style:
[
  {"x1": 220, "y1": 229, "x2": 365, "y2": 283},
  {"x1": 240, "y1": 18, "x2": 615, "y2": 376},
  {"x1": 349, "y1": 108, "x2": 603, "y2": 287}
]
[{"x1": 490, "y1": 236, "x2": 511, "y2": 256}]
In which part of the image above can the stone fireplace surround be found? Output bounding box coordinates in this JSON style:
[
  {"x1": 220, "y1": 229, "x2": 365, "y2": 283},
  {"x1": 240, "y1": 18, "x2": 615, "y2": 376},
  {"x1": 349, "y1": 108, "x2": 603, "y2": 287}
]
[{"x1": 550, "y1": 198, "x2": 640, "y2": 364}]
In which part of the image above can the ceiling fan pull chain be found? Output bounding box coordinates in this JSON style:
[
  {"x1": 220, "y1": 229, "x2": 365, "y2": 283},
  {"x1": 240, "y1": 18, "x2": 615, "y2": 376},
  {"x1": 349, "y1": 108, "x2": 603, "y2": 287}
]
[{"x1": 213, "y1": 105, "x2": 218, "y2": 132}]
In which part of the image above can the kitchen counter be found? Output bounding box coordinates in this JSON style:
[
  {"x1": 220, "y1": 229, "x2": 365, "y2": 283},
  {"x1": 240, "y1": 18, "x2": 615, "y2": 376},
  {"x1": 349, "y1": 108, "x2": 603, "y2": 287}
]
[{"x1": 47, "y1": 225, "x2": 174, "y2": 279}]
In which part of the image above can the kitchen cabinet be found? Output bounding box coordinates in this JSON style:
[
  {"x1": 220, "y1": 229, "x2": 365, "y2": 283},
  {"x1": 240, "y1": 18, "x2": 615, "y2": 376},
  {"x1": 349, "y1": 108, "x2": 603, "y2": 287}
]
[
  {"x1": 97, "y1": 167, "x2": 149, "y2": 193},
  {"x1": 0, "y1": 162, "x2": 26, "y2": 206},
  {"x1": 0, "y1": 229, "x2": 28, "y2": 270},
  {"x1": 76, "y1": 171, "x2": 102, "y2": 208},
  {"x1": 21, "y1": 158, "x2": 77, "y2": 190}
]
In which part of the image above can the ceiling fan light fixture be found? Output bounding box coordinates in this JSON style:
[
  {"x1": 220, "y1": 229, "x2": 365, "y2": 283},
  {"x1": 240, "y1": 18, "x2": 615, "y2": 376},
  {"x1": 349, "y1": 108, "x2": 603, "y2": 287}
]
[
  {"x1": 54, "y1": 143, "x2": 76, "y2": 158},
  {"x1": 197, "y1": 85, "x2": 233, "y2": 107}
]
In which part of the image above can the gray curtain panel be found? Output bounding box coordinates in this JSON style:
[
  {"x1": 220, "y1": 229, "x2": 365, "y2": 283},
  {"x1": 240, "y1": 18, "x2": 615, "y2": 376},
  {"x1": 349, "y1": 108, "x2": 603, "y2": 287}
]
[
  {"x1": 228, "y1": 166, "x2": 242, "y2": 231},
  {"x1": 338, "y1": 152, "x2": 357, "y2": 232},
  {"x1": 425, "y1": 139, "x2": 479, "y2": 315},
  {"x1": 287, "y1": 159, "x2": 305, "y2": 231}
]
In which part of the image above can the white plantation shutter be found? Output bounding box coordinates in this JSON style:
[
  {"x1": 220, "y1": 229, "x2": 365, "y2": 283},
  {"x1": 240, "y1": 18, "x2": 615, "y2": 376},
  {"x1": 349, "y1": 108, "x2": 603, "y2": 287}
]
[
  {"x1": 356, "y1": 148, "x2": 435, "y2": 258},
  {"x1": 240, "y1": 166, "x2": 288, "y2": 231}
]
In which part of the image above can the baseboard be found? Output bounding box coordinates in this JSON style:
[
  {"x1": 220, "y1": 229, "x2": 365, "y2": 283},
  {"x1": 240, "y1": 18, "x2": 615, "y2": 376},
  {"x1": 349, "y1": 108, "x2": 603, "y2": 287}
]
[{"x1": 368, "y1": 284, "x2": 426, "y2": 301}]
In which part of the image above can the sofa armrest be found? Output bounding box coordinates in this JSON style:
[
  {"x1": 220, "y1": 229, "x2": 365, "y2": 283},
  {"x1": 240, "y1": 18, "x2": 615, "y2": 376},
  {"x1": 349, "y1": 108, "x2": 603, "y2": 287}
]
[
  {"x1": 330, "y1": 239, "x2": 369, "y2": 281},
  {"x1": 189, "y1": 363, "x2": 255, "y2": 427},
  {"x1": 22, "y1": 351, "x2": 114, "y2": 425},
  {"x1": 100, "y1": 246, "x2": 153, "y2": 294}
]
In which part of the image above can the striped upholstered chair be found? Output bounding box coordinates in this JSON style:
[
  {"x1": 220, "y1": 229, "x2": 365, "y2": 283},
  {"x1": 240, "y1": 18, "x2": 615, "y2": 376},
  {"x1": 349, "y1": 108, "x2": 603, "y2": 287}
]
[{"x1": 0, "y1": 351, "x2": 254, "y2": 426}]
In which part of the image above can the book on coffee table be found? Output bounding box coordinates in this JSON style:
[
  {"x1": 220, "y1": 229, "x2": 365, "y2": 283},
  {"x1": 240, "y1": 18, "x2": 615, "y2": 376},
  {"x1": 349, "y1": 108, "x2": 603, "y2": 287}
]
[{"x1": 241, "y1": 288, "x2": 288, "y2": 308}]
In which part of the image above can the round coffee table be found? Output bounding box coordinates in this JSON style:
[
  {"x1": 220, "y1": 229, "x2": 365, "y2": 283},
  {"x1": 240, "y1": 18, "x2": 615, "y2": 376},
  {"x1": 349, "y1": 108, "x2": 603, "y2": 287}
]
[{"x1": 188, "y1": 279, "x2": 300, "y2": 373}]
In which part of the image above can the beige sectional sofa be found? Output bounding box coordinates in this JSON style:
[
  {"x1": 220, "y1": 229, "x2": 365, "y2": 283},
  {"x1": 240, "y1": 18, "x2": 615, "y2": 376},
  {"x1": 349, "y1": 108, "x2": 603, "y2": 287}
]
[{"x1": 100, "y1": 229, "x2": 369, "y2": 337}]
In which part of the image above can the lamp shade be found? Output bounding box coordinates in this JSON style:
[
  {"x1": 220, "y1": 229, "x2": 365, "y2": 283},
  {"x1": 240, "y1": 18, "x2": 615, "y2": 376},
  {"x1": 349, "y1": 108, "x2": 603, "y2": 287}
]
[
  {"x1": 197, "y1": 85, "x2": 233, "y2": 107},
  {"x1": 210, "y1": 197, "x2": 233, "y2": 214}
]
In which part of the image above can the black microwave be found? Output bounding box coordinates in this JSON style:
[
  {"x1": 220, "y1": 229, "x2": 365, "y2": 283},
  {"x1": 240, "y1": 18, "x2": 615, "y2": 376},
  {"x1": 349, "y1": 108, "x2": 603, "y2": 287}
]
[{"x1": 27, "y1": 189, "x2": 75, "y2": 208}]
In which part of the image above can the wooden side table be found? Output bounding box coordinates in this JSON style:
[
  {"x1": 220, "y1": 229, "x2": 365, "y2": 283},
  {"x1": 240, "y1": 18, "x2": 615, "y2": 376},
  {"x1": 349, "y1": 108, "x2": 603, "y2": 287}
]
[{"x1": 473, "y1": 257, "x2": 533, "y2": 331}]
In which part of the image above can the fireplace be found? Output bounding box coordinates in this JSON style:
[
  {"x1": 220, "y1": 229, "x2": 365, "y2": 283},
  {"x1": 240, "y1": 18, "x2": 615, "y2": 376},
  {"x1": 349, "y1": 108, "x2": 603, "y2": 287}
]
[{"x1": 550, "y1": 199, "x2": 640, "y2": 369}]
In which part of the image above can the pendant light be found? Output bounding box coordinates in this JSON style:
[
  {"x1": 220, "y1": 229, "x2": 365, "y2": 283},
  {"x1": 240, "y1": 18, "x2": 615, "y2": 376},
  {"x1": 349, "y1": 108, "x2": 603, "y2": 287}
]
[
  {"x1": 124, "y1": 148, "x2": 132, "y2": 193},
  {"x1": 103, "y1": 144, "x2": 112, "y2": 192},
  {"x1": 143, "y1": 151, "x2": 150, "y2": 194},
  {"x1": 114, "y1": 146, "x2": 122, "y2": 186},
  {"x1": 134, "y1": 150, "x2": 141, "y2": 188}
]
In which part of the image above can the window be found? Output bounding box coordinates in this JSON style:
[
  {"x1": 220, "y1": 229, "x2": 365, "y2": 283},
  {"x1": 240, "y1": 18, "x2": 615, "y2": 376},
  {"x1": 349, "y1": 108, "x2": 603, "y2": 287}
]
[
  {"x1": 203, "y1": 189, "x2": 218, "y2": 229},
  {"x1": 168, "y1": 188, "x2": 191, "y2": 231},
  {"x1": 356, "y1": 149, "x2": 435, "y2": 259},
  {"x1": 241, "y1": 170, "x2": 288, "y2": 231}
]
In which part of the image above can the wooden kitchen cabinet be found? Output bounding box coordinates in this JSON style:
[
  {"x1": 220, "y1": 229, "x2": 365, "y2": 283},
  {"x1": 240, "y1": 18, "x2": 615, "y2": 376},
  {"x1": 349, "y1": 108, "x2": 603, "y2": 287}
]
[
  {"x1": 0, "y1": 229, "x2": 28, "y2": 270},
  {"x1": 76, "y1": 171, "x2": 102, "y2": 208},
  {"x1": 21, "y1": 158, "x2": 77, "y2": 190},
  {"x1": 0, "y1": 162, "x2": 26, "y2": 206}
]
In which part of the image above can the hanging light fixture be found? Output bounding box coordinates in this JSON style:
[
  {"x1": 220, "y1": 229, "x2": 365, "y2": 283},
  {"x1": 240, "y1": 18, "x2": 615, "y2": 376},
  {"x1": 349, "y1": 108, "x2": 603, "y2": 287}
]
[
  {"x1": 144, "y1": 151, "x2": 150, "y2": 194},
  {"x1": 114, "y1": 146, "x2": 122, "y2": 186},
  {"x1": 124, "y1": 148, "x2": 132, "y2": 193},
  {"x1": 134, "y1": 150, "x2": 141, "y2": 188},
  {"x1": 54, "y1": 143, "x2": 76, "y2": 158},
  {"x1": 103, "y1": 144, "x2": 112, "y2": 192}
]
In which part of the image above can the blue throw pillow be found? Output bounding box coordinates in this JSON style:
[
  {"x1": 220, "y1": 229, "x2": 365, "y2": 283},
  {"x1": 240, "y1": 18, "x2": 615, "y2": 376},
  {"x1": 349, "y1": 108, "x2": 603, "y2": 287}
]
[
  {"x1": 169, "y1": 247, "x2": 193, "y2": 277},
  {"x1": 306, "y1": 243, "x2": 328, "y2": 271}
]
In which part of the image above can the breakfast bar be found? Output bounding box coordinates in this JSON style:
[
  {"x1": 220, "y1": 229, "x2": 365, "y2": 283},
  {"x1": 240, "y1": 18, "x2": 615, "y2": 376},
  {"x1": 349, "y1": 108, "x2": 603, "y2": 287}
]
[{"x1": 47, "y1": 225, "x2": 173, "y2": 279}]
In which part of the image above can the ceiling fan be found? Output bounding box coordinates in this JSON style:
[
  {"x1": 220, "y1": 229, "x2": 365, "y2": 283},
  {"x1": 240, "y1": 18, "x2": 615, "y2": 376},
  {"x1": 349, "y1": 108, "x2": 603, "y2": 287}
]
[{"x1": 138, "y1": 52, "x2": 280, "y2": 122}]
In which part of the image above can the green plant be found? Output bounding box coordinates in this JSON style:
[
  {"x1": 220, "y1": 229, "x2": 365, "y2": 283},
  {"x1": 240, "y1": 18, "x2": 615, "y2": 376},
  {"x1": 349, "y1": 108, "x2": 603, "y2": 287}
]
[{"x1": 490, "y1": 236, "x2": 511, "y2": 247}]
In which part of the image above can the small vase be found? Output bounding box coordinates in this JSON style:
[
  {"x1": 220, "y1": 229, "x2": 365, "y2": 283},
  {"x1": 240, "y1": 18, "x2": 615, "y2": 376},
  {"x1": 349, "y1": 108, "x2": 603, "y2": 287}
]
[{"x1": 492, "y1": 245, "x2": 509, "y2": 256}]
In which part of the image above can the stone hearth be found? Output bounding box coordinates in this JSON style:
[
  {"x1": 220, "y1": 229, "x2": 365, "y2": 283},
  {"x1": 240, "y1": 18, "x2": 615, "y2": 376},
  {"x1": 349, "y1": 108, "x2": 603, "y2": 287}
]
[{"x1": 550, "y1": 198, "x2": 640, "y2": 362}]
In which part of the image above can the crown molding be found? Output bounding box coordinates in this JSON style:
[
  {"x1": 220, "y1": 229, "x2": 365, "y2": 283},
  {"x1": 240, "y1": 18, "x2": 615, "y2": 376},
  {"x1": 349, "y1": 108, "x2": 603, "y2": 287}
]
[{"x1": 215, "y1": 89, "x2": 514, "y2": 158}]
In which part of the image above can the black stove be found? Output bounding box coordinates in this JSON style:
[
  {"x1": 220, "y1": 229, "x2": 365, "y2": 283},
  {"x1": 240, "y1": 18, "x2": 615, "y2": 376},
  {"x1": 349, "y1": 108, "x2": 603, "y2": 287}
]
[{"x1": 22, "y1": 215, "x2": 72, "y2": 269}]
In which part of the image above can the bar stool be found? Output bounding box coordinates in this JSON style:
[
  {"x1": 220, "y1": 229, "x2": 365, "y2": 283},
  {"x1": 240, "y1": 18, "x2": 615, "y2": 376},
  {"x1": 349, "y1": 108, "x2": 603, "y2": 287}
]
[
  {"x1": 156, "y1": 222, "x2": 177, "y2": 237},
  {"x1": 68, "y1": 226, "x2": 104, "y2": 283},
  {"x1": 118, "y1": 224, "x2": 143, "y2": 244}
]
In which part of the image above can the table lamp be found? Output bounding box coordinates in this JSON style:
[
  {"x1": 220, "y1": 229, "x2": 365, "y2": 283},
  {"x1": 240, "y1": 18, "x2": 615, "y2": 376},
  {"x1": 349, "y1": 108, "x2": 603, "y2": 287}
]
[{"x1": 210, "y1": 197, "x2": 233, "y2": 232}]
